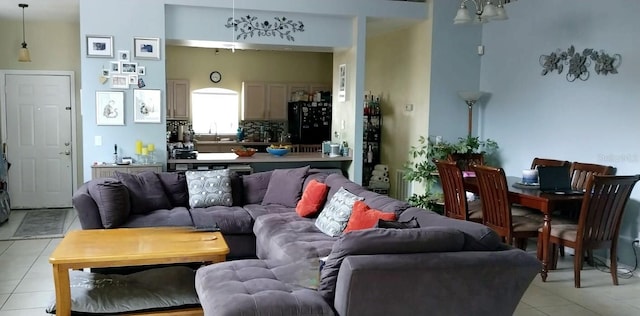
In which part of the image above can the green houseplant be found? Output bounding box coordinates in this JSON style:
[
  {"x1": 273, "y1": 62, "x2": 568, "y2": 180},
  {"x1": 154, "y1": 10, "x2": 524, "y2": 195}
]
[{"x1": 402, "y1": 135, "x2": 499, "y2": 211}]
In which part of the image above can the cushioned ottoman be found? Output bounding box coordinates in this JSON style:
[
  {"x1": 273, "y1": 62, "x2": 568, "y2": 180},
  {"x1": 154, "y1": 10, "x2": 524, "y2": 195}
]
[{"x1": 195, "y1": 259, "x2": 334, "y2": 316}]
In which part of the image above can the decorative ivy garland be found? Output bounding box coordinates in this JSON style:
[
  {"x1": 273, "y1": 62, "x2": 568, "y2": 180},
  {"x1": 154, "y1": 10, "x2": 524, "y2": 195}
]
[
  {"x1": 539, "y1": 45, "x2": 621, "y2": 82},
  {"x1": 225, "y1": 15, "x2": 305, "y2": 41}
]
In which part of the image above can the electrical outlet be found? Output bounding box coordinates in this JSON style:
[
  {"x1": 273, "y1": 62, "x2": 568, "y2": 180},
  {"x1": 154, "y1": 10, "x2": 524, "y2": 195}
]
[{"x1": 404, "y1": 104, "x2": 413, "y2": 112}]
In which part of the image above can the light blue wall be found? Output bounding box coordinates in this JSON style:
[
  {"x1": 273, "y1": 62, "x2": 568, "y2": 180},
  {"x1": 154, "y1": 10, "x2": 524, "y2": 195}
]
[
  {"x1": 78, "y1": 0, "x2": 427, "y2": 181},
  {"x1": 428, "y1": 0, "x2": 482, "y2": 143},
  {"x1": 480, "y1": 0, "x2": 640, "y2": 264}
]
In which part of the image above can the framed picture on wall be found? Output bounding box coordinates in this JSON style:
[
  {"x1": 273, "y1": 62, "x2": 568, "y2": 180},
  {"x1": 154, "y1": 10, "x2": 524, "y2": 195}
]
[
  {"x1": 133, "y1": 89, "x2": 161, "y2": 123},
  {"x1": 111, "y1": 75, "x2": 129, "y2": 89},
  {"x1": 96, "y1": 91, "x2": 124, "y2": 125},
  {"x1": 338, "y1": 64, "x2": 347, "y2": 102},
  {"x1": 86, "y1": 35, "x2": 114, "y2": 58},
  {"x1": 133, "y1": 37, "x2": 161, "y2": 60},
  {"x1": 110, "y1": 61, "x2": 120, "y2": 74},
  {"x1": 121, "y1": 62, "x2": 138, "y2": 74}
]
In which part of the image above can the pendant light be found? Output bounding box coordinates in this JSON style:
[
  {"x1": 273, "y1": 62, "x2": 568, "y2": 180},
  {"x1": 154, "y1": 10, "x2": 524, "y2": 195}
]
[{"x1": 18, "y1": 3, "x2": 31, "y2": 62}]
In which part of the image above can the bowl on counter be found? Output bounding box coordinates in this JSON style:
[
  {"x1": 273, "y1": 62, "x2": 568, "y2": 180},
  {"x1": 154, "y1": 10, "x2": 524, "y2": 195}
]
[
  {"x1": 231, "y1": 147, "x2": 258, "y2": 157},
  {"x1": 266, "y1": 147, "x2": 289, "y2": 156}
]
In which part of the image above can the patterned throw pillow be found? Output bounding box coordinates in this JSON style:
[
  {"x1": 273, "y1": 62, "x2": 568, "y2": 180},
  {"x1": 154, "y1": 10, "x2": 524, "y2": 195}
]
[
  {"x1": 185, "y1": 169, "x2": 232, "y2": 208},
  {"x1": 315, "y1": 187, "x2": 363, "y2": 237}
]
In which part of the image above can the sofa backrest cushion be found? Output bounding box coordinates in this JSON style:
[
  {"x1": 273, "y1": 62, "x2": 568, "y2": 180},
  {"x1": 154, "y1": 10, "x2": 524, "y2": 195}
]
[
  {"x1": 242, "y1": 171, "x2": 273, "y2": 204},
  {"x1": 303, "y1": 172, "x2": 329, "y2": 191},
  {"x1": 358, "y1": 190, "x2": 411, "y2": 215},
  {"x1": 399, "y1": 207, "x2": 502, "y2": 251},
  {"x1": 156, "y1": 172, "x2": 189, "y2": 208},
  {"x1": 314, "y1": 187, "x2": 364, "y2": 237},
  {"x1": 262, "y1": 165, "x2": 310, "y2": 207},
  {"x1": 114, "y1": 171, "x2": 172, "y2": 214},
  {"x1": 324, "y1": 173, "x2": 367, "y2": 202},
  {"x1": 343, "y1": 201, "x2": 396, "y2": 233},
  {"x1": 318, "y1": 226, "x2": 465, "y2": 302},
  {"x1": 185, "y1": 169, "x2": 233, "y2": 208},
  {"x1": 296, "y1": 179, "x2": 329, "y2": 217},
  {"x1": 87, "y1": 178, "x2": 131, "y2": 228}
]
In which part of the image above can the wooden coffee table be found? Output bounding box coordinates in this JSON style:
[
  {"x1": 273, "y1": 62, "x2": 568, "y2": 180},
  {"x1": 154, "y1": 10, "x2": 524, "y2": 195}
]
[{"x1": 49, "y1": 227, "x2": 229, "y2": 316}]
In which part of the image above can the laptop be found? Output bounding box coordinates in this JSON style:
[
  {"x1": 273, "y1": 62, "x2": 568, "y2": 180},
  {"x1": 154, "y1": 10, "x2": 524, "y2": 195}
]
[{"x1": 537, "y1": 165, "x2": 585, "y2": 195}]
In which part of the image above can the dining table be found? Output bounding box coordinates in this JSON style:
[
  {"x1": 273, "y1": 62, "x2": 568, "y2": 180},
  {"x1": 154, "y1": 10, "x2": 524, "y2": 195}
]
[{"x1": 463, "y1": 175, "x2": 584, "y2": 281}]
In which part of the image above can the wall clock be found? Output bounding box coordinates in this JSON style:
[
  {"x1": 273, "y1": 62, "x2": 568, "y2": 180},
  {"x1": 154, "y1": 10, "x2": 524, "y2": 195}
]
[{"x1": 209, "y1": 71, "x2": 222, "y2": 83}]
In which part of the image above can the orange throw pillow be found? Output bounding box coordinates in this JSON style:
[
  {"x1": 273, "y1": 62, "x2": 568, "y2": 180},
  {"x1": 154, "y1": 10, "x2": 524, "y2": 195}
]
[
  {"x1": 295, "y1": 179, "x2": 329, "y2": 217},
  {"x1": 344, "y1": 201, "x2": 397, "y2": 233}
]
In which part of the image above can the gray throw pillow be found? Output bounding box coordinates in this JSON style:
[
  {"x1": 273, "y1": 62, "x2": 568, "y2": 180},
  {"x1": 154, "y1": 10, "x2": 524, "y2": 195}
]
[
  {"x1": 87, "y1": 179, "x2": 130, "y2": 228},
  {"x1": 262, "y1": 166, "x2": 311, "y2": 207},
  {"x1": 242, "y1": 171, "x2": 273, "y2": 204},
  {"x1": 185, "y1": 169, "x2": 233, "y2": 208},
  {"x1": 156, "y1": 172, "x2": 188, "y2": 207},
  {"x1": 314, "y1": 187, "x2": 363, "y2": 237},
  {"x1": 318, "y1": 226, "x2": 465, "y2": 302},
  {"x1": 114, "y1": 171, "x2": 172, "y2": 214}
]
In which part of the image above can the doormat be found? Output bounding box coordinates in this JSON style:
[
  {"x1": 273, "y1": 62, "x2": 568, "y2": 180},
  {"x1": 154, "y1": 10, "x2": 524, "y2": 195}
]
[{"x1": 12, "y1": 209, "x2": 67, "y2": 239}]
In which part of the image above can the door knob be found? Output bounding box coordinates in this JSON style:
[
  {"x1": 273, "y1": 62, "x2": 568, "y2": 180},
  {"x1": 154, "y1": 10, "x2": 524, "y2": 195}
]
[
  {"x1": 64, "y1": 142, "x2": 70, "y2": 146},
  {"x1": 59, "y1": 150, "x2": 71, "y2": 155}
]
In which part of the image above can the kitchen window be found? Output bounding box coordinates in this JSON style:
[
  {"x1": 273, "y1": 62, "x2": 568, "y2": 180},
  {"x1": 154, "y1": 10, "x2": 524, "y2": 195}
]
[{"x1": 191, "y1": 88, "x2": 239, "y2": 136}]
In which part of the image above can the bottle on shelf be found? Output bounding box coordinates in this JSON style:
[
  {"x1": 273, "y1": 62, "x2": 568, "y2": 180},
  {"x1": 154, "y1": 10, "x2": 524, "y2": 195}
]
[{"x1": 367, "y1": 145, "x2": 373, "y2": 164}]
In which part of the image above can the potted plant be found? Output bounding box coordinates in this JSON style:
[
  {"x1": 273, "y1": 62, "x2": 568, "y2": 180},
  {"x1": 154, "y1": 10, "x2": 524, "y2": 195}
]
[{"x1": 402, "y1": 135, "x2": 499, "y2": 211}]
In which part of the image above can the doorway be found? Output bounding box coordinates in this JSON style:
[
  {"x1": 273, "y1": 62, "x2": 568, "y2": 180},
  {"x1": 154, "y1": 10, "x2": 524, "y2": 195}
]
[{"x1": 0, "y1": 71, "x2": 77, "y2": 209}]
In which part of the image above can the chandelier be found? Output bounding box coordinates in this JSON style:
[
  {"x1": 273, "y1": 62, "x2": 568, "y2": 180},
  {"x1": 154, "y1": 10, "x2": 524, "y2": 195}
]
[{"x1": 453, "y1": 0, "x2": 516, "y2": 25}]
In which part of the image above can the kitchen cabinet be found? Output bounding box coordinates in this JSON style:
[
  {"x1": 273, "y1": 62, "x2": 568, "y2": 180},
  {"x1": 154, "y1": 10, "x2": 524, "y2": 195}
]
[
  {"x1": 167, "y1": 79, "x2": 190, "y2": 120},
  {"x1": 91, "y1": 164, "x2": 163, "y2": 179},
  {"x1": 241, "y1": 82, "x2": 288, "y2": 120}
]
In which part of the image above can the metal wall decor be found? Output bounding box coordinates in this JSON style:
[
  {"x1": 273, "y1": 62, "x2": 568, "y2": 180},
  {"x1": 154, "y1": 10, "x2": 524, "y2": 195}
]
[
  {"x1": 225, "y1": 15, "x2": 305, "y2": 41},
  {"x1": 539, "y1": 45, "x2": 621, "y2": 82}
]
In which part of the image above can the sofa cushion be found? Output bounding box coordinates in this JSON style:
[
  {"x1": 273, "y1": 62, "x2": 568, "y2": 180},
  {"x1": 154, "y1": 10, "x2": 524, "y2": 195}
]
[
  {"x1": 318, "y1": 226, "x2": 466, "y2": 302},
  {"x1": 114, "y1": 171, "x2": 172, "y2": 214},
  {"x1": 86, "y1": 178, "x2": 130, "y2": 228},
  {"x1": 324, "y1": 174, "x2": 367, "y2": 203},
  {"x1": 189, "y1": 206, "x2": 254, "y2": 234},
  {"x1": 156, "y1": 172, "x2": 188, "y2": 207},
  {"x1": 195, "y1": 260, "x2": 334, "y2": 316},
  {"x1": 185, "y1": 169, "x2": 233, "y2": 208},
  {"x1": 399, "y1": 207, "x2": 502, "y2": 251},
  {"x1": 122, "y1": 207, "x2": 194, "y2": 228},
  {"x1": 262, "y1": 166, "x2": 310, "y2": 207},
  {"x1": 46, "y1": 266, "x2": 199, "y2": 314},
  {"x1": 358, "y1": 190, "x2": 411, "y2": 215},
  {"x1": 377, "y1": 216, "x2": 420, "y2": 229},
  {"x1": 254, "y1": 213, "x2": 336, "y2": 261},
  {"x1": 243, "y1": 204, "x2": 296, "y2": 220},
  {"x1": 343, "y1": 201, "x2": 396, "y2": 233},
  {"x1": 242, "y1": 171, "x2": 273, "y2": 204},
  {"x1": 315, "y1": 187, "x2": 363, "y2": 237},
  {"x1": 296, "y1": 179, "x2": 329, "y2": 218}
]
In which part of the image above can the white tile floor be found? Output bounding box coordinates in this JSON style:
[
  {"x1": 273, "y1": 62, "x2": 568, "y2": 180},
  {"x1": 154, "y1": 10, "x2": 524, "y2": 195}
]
[{"x1": 0, "y1": 209, "x2": 639, "y2": 315}]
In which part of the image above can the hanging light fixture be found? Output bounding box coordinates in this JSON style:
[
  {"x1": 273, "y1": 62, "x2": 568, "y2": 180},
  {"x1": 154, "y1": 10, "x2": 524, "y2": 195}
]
[
  {"x1": 18, "y1": 3, "x2": 31, "y2": 62},
  {"x1": 453, "y1": 0, "x2": 515, "y2": 25}
]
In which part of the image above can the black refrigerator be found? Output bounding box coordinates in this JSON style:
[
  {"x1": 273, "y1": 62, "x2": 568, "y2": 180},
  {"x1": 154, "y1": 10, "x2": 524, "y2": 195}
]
[{"x1": 288, "y1": 101, "x2": 332, "y2": 144}]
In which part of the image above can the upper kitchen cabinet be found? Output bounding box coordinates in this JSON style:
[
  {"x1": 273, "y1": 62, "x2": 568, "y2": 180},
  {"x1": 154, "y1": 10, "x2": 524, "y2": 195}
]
[
  {"x1": 167, "y1": 79, "x2": 190, "y2": 120},
  {"x1": 242, "y1": 82, "x2": 288, "y2": 121}
]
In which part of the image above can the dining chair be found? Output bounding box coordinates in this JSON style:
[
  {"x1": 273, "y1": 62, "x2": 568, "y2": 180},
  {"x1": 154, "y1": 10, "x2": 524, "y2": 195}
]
[
  {"x1": 434, "y1": 159, "x2": 482, "y2": 222},
  {"x1": 569, "y1": 162, "x2": 614, "y2": 191},
  {"x1": 471, "y1": 165, "x2": 543, "y2": 250},
  {"x1": 542, "y1": 174, "x2": 640, "y2": 288},
  {"x1": 447, "y1": 153, "x2": 484, "y2": 171},
  {"x1": 530, "y1": 158, "x2": 570, "y2": 170},
  {"x1": 298, "y1": 144, "x2": 322, "y2": 153}
]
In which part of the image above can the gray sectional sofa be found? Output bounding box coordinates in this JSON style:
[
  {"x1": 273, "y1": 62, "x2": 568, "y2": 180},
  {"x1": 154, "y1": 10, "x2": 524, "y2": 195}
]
[{"x1": 73, "y1": 167, "x2": 541, "y2": 316}]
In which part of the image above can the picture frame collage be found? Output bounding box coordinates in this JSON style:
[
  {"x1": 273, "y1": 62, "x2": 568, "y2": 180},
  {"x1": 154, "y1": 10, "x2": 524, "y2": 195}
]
[{"x1": 88, "y1": 35, "x2": 162, "y2": 125}]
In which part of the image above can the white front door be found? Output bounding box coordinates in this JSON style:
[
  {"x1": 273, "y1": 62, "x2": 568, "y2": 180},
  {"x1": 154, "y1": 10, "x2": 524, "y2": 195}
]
[{"x1": 4, "y1": 74, "x2": 73, "y2": 208}]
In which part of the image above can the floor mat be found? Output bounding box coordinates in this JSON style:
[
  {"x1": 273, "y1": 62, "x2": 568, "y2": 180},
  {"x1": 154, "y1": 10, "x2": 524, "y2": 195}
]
[{"x1": 11, "y1": 209, "x2": 67, "y2": 239}]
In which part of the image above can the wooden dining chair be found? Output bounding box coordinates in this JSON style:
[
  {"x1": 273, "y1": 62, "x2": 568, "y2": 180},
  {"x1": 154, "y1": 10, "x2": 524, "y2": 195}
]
[
  {"x1": 530, "y1": 158, "x2": 570, "y2": 170},
  {"x1": 434, "y1": 159, "x2": 482, "y2": 222},
  {"x1": 298, "y1": 144, "x2": 322, "y2": 153},
  {"x1": 447, "y1": 153, "x2": 484, "y2": 171},
  {"x1": 542, "y1": 174, "x2": 640, "y2": 288},
  {"x1": 471, "y1": 165, "x2": 543, "y2": 250},
  {"x1": 569, "y1": 162, "x2": 614, "y2": 191}
]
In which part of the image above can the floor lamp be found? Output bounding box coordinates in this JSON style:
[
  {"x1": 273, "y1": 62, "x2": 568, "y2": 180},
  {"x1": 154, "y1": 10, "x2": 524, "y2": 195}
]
[{"x1": 457, "y1": 91, "x2": 485, "y2": 137}]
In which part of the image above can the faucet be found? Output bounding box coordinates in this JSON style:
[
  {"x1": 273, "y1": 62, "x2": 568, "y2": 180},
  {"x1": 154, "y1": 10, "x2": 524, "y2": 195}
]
[{"x1": 209, "y1": 122, "x2": 218, "y2": 141}]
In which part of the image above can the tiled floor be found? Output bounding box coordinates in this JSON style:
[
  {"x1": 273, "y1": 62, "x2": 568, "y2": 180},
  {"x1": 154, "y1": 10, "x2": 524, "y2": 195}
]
[{"x1": 0, "y1": 210, "x2": 639, "y2": 315}]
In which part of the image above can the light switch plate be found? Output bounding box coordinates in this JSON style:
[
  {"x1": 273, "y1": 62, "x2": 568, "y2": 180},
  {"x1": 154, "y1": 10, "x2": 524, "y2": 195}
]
[{"x1": 94, "y1": 136, "x2": 102, "y2": 146}]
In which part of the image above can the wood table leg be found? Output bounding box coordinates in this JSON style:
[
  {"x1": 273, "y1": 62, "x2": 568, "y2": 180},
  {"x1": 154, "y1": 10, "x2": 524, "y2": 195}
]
[
  {"x1": 52, "y1": 264, "x2": 71, "y2": 315},
  {"x1": 541, "y1": 213, "x2": 550, "y2": 282}
]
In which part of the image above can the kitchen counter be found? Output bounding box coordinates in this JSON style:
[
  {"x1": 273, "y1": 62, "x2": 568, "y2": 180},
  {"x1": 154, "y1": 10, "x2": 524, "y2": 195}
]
[
  {"x1": 195, "y1": 141, "x2": 271, "y2": 146},
  {"x1": 167, "y1": 152, "x2": 352, "y2": 174}
]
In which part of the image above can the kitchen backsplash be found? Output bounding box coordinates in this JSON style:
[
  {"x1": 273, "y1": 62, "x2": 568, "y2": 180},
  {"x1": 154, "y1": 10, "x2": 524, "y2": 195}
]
[{"x1": 165, "y1": 120, "x2": 286, "y2": 142}]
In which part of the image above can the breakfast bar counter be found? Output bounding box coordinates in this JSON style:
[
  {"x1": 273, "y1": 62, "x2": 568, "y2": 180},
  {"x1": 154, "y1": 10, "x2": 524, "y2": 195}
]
[{"x1": 167, "y1": 152, "x2": 352, "y2": 173}]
